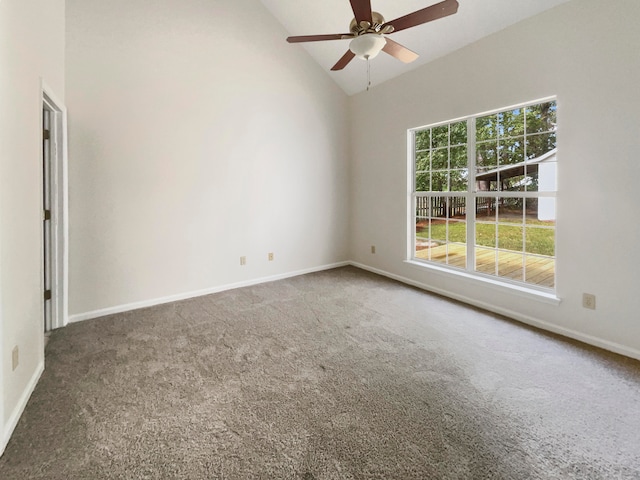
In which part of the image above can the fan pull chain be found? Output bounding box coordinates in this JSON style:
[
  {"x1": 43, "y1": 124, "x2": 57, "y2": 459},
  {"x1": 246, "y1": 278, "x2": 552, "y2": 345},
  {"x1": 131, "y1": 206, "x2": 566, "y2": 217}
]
[{"x1": 366, "y1": 56, "x2": 371, "y2": 91}]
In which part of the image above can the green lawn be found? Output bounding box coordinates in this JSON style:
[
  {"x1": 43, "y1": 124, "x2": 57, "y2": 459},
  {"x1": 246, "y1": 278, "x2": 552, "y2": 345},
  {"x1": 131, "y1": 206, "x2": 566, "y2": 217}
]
[{"x1": 417, "y1": 221, "x2": 555, "y2": 256}]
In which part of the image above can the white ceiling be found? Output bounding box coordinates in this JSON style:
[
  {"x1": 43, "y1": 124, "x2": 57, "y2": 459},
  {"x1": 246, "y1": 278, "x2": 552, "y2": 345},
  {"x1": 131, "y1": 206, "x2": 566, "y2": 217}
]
[{"x1": 260, "y1": 0, "x2": 571, "y2": 95}]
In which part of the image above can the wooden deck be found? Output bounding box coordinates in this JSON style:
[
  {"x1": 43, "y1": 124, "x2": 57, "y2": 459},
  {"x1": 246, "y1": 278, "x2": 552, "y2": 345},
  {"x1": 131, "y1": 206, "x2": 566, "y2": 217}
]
[{"x1": 415, "y1": 242, "x2": 555, "y2": 288}]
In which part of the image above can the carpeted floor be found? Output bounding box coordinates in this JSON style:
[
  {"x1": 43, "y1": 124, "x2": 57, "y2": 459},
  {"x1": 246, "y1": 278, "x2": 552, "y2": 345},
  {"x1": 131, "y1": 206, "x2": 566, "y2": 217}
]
[{"x1": 1, "y1": 266, "x2": 639, "y2": 479}]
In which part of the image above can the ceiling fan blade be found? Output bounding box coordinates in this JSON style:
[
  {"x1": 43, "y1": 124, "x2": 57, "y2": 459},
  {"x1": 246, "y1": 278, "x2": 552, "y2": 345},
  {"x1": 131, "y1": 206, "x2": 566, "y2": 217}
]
[
  {"x1": 331, "y1": 50, "x2": 356, "y2": 71},
  {"x1": 287, "y1": 33, "x2": 350, "y2": 43},
  {"x1": 382, "y1": 38, "x2": 419, "y2": 63},
  {"x1": 384, "y1": 0, "x2": 459, "y2": 33},
  {"x1": 349, "y1": 0, "x2": 372, "y2": 24}
]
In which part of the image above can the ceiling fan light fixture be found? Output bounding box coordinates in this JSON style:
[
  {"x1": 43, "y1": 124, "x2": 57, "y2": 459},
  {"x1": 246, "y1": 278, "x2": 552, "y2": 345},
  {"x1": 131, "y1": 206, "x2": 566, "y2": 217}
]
[
  {"x1": 349, "y1": 33, "x2": 386, "y2": 60},
  {"x1": 287, "y1": 0, "x2": 460, "y2": 72}
]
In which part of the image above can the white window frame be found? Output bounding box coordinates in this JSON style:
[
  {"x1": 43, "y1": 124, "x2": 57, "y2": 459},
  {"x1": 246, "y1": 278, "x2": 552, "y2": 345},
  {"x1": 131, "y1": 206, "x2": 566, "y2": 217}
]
[{"x1": 408, "y1": 97, "x2": 557, "y2": 295}]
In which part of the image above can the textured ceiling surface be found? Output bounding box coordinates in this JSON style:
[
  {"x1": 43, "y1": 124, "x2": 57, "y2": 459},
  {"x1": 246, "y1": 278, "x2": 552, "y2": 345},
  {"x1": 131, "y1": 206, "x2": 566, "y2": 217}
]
[{"x1": 260, "y1": 0, "x2": 571, "y2": 95}]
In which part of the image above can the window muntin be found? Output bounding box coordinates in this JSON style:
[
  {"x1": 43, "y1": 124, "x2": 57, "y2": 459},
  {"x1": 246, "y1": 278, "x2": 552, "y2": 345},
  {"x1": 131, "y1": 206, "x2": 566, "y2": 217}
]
[{"x1": 411, "y1": 99, "x2": 557, "y2": 290}]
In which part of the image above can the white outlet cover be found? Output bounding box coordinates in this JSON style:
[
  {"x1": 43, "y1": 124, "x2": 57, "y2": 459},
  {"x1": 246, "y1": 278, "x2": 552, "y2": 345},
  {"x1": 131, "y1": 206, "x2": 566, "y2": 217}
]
[
  {"x1": 583, "y1": 293, "x2": 596, "y2": 310},
  {"x1": 12, "y1": 346, "x2": 19, "y2": 370}
]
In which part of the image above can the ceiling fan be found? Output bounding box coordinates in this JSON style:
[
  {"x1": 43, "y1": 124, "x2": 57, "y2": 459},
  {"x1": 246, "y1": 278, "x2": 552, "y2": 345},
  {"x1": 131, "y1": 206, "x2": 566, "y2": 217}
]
[{"x1": 286, "y1": 0, "x2": 460, "y2": 71}]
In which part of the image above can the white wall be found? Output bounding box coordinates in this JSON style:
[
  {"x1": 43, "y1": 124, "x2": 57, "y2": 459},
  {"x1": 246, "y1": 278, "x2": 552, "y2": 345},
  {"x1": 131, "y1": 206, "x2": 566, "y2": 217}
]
[
  {"x1": 349, "y1": 0, "x2": 640, "y2": 357},
  {"x1": 0, "y1": 0, "x2": 65, "y2": 454},
  {"x1": 66, "y1": 0, "x2": 350, "y2": 317}
]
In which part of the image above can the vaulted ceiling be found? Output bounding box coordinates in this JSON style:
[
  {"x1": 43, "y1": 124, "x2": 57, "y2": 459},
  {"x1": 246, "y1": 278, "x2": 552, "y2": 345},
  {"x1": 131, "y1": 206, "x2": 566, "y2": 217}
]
[{"x1": 260, "y1": 0, "x2": 572, "y2": 95}]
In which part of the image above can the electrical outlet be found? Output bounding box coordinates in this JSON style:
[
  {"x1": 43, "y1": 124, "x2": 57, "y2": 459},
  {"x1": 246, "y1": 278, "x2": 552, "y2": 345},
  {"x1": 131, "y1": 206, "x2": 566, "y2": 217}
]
[
  {"x1": 240, "y1": 256, "x2": 246, "y2": 266},
  {"x1": 582, "y1": 293, "x2": 596, "y2": 310},
  {"x1": 268, "y1": 252, "x2": 274, "y2": 261},
  {"x1": 371, "y1": 245, "x2": 376, "y2": 254},
  {"x1": 12, "y1": 346, "x2": 19, "y2": 371}
]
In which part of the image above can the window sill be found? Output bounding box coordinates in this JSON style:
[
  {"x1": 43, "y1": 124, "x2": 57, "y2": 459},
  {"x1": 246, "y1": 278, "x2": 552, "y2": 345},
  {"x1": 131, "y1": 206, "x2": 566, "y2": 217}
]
[{"x1": 404, "y1": 259, "x2": 561, "y2": 306}]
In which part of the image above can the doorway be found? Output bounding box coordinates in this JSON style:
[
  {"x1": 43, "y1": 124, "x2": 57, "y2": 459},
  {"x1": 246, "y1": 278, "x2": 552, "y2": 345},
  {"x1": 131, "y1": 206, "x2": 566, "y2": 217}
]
[{"x1": 42, "y1": 87, "x2": 68, "y2": 333}]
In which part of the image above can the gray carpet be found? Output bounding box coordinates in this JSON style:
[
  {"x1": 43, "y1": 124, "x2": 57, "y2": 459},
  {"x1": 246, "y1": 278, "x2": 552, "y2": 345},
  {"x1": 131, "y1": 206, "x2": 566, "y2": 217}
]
[{"x1": 1, "y1": 266, "x2": 639, "y2": 479}]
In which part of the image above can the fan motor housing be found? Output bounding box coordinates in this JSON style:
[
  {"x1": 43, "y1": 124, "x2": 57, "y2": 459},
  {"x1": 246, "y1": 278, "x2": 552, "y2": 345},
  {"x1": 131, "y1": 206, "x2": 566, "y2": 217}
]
[{"x1": 349, "y1": 11, "x2": 386, "y2": 35}]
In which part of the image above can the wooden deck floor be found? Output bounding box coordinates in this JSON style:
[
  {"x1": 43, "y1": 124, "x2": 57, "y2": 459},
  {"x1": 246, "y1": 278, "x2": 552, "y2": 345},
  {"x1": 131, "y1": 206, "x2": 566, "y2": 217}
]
[{"x1": 415, "y1": 242, "x2": 555, "y2": 288}]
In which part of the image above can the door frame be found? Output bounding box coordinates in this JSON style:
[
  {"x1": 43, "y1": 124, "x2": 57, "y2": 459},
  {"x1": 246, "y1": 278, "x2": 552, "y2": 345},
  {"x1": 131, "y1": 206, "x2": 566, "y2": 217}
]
[{"x1": 41, "y1": 81, "x2": 68, "y2": 331}]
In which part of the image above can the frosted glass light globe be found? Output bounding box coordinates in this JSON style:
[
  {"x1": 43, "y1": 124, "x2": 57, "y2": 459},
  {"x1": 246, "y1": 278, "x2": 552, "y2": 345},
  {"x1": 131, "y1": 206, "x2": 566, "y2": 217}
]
[{"x1": 349, "y1": 33, "x2": 386, "y2": 60}]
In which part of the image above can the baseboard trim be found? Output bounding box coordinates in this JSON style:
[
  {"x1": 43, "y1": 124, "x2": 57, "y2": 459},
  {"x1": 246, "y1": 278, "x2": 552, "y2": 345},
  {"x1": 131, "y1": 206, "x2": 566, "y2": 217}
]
[
  {"x1": 69, "y1": 261, "x2": 350, "y2": 323},
  {"x1": 65, "y1": 259, "x2": 640, "y2": 361},
  {"x1": 1, "y1": 361, "x2": 44, "y2": 457},
  {"x1": 349, "y1": 261, "x2": 640, "y2": 361}
]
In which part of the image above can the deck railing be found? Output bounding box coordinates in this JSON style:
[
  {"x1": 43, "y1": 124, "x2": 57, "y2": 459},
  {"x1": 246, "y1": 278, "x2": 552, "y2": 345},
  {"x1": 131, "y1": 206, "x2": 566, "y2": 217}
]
[{"x1": 416, "y1": 196, "x2": 493, "y2": 219}]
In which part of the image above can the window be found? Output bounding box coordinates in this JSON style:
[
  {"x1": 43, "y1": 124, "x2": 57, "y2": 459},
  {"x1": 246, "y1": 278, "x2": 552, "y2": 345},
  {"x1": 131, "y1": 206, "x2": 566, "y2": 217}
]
[{"x1": 410, "y1": 99, "x2": 557, "y2": 290}]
